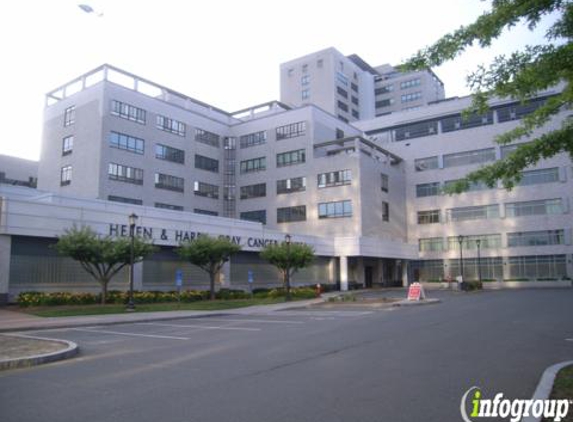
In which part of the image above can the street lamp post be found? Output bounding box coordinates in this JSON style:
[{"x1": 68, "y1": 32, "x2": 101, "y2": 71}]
[
  {"x1": 476, "y1": 239, "x2": 482, "y2": 283},
  {"x1": 127, "y1": 213, "x2": 138, "y2": 311},
  {"x1": 457, "y1": 235, "x2": 465, "y2": 290},
  {"x1": 285, "y1": 234, "x2": 292, "y2": 302}
]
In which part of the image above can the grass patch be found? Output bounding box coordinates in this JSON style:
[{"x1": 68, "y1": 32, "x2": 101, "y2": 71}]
[
  {"x1": 543, "y1": 365, "x2": 573, "y2": 422},
  {"x1": 18, "y1": 298, "x2": 290, "y2": 318}
]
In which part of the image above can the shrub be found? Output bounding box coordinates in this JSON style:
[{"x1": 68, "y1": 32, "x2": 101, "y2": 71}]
[{"x1": 463, "y1": 281, "x2": 483, "y2": 291}]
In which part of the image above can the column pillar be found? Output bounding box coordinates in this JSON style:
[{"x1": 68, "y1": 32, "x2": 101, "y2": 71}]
[
  {"x1": 402, "y1": 260, "x2": 409, "y2": 287},
  {"x1": 502, "y1": 257, "x2": 511, "y2": 282},
  {"x1": 0, "y1": 235, "x2": 11, "y2": 304},
  {"x1": 219, "y1": 261, "x2": 231, "y2": 288},
  {"x1": 340, "y1": 256, "x2": 349, "y2": 291},
  {"x1": 133, "y1": 261, "x2": 143, "y2": 291}
]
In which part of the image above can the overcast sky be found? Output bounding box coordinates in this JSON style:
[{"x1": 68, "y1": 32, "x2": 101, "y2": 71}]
[{"x1": 0, "y1": 0, "x2": 556, "y2": 160}]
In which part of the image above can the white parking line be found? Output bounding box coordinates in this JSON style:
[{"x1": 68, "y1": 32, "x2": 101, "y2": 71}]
[
  {"x1": 138, "y1": 322, "x2": 261, "y2": 332},
  {"x1": 199, "y1": 318, "x2": 304, "y2": 325},
  {"x1": 566, "y1": 338, "x2": 573, "y2": 342},
  {"x1": 70, "y1": 328, "x2": 190, "y2": 340}
]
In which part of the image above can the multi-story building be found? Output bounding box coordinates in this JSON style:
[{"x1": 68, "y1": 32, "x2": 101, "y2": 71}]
[
  {"x1": 356, "y1": 88, "x2": 572, "y2": 283},
  {"x1": 0, "y1": 155, "x2": 38, "y2": 188},
  {"x1": 279, "y1": 47, "x2": 445, "y2": 122},
  {"x1": 0, "y1": 48, "x2": 571, "y2": 303}
]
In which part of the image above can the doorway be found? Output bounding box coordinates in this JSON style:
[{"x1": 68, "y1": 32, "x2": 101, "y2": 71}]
[{"x1": 364, "y1": 266, "x2": 373, "y2": 288}]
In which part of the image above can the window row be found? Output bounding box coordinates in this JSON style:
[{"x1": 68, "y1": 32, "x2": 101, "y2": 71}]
[
  {"x1": 415, "y1": 168, "x2": 559, "y2": 197},
  {"x1": 410, "y1": 254, "x2": 566, "y2": 282},
  {"x1": 417, "y1": 199, "x2": 565, "y2": 224},
  {"x1": 375, "y1": 97, "x2": 549, "y2": 142}
]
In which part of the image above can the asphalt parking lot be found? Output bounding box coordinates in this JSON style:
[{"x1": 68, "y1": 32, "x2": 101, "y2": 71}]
[{"x1": 1, "y1": 289, "x2": 572, "y2": 422}]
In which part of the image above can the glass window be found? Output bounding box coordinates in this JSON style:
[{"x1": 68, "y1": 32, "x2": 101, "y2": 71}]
[
  {"x1": 108, "y1": 163, "x2": 144, "y2": 185},
  {"x1": 155, "y1": 173, "x2": 184, "y2": 192},
  {"x1": 276, "y1": 122, "x2": 306, "y2": 140},
  {"x1": 240, "y1": 183, "x2": 266, "y2": 199},
  {"x1": 507, "y1": 255, "x2": 566, "y2": 279},
  {"x1": 496, "y1": 98, "x2": 547, "y2": 123},
  {"x1": 337, "y1": 86, "x2": 348, "y2": 98},
  {"x1": 318, "y1": 200, "x2": 352, "y2": 219},
  {"x1": 277, "y1": 205, "x2": 306, "y2": 223},
  {"x1": 195, "y1": 154, "x2": 219, "y2": 173},
  {"x1": 277, "y1": 177, "x2": 306, "y2": 194},
  {"x1": 108, "y1": 195, "x2": 142, "y2": 205},
  {"x1": 155, "y1": 144, "x2": 184, "y2": 164},
  {"x1": 440, "y1": 112, "x2": 493, "y2": 132},
  {"x1": 419, "y1": 238, "x2": 443, "y2": 252},
  {"x1": 417, "y1": 210, "x2": 440, "y2": 224},
  {"x1": 447, "y1": 234, "x2": 502, "y2": 251},
  {"x1": 195, "y1": 128, "x2": 220, "y2": 147},
  {"x1": 240, "y1": 131, "x2": 267, "y2": 148},
  {"x1": 414, "y1": 156, "x2": 439, "y2": 172},
  {"x1": 317, "y1": 170, "x2": 351, "y2": 188},
  {"x1": 155, "y1": 203, "x2": 183, "y2": 211},
  {"x1": 507, "y1": 230, "x2": 564, "y2": 247},
  {"x1": 194, "y1": 209, "x2": 218, "y2": 216},
  {"x1": 400, "y1": 78, "x2": 421, "y2": 89},
  {"x1": 381, "y1": 174, "x2": 389, "y2": 192},
  {"x1": 395, "y1": 120, "x2": 438, "y2": 141},
  {"x1": 443, "y1": 179, "x2": 491, "y2": 192},
  {"x1": 193, "y1": 181, "x2": 219, "y2": 199},
  {"x1": 64, "y1": 106, "x2": 75, "y2": 126},
  {"x1": 416, "y1": 182, "x2": 440, "y2": 197},
  {"x1": 240, "y1": 210, "x2": 267, "y2": 225},
  {"x1": 443, "y1": 148, "x2": 496, "y2": 168},
  {"x1": 447, "y1": 205, "x2": 499, "y2": 222},
  {"x1": 156, "y1": 115, "x2": 185, "y2": 136},
  {"x1": 276, "y1": 149, "x2": 305, "y2": 167},
  {"x1": 505, "y1": 199, "x2": 563, "y2": 217},
  {"x1": 111, "y1": 100, "x2": 146, "y2": 124},
  {"x1": 382, "y1": 201, "x2": 389, "y2": 222},
  {"x1": 60, "y1": 165, "x2": 72, "y2": 186},
  {"x1": 401, "y1": 92, "x2": 422, "y2": 103},
  {"x1": 519, "y1": 168, "x2": 559, "y2": 186},
  {"x1": 240, "y1": 157, "x2": 266, "y2": 174},
  {"x1": 109, "y1": 132, "x2": 144, "y2": 154},
  {"x1": 62, "y1": 135, "x2": 73, "y2": 156}
]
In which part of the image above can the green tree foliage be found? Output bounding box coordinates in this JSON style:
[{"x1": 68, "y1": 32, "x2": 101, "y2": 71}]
[
  {"x1": 176, "y1": 236, "x2": 242, "y2": 300},
  {"x1": 403, "y1": 0, "x2": 573, "y2": 191},
  {"x1": 54, "y1": 226, "x2": 156, "y2": 304},
  {"x1": 260, "y1": 242, "x2": 314, "y2": 300}
]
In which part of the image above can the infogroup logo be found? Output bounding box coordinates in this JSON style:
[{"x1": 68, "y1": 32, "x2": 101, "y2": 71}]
[{"x1": 460, "y1": 386, "x2": 571, "y2": 422}]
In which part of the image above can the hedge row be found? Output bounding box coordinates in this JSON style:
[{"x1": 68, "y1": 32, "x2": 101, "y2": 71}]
[{"x1": 16, "y1": 287, "x2": 318, "y2": 307}]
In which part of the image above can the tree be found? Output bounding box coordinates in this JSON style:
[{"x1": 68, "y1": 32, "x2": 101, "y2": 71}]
[
  {"x1": 260, "y1": 242, "x2": 314, "y2": 301},
  {"x1": 176, "y1": 236, "x2": 241, "y2": 300},
  {"x1": 54, "y1": 226, "x2": 156, "y2": 304},
  {"x1": 402, "y1": 0, "x2": 573, "y2": 192}
]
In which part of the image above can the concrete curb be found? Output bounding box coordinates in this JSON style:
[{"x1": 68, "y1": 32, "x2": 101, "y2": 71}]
[
  {"x1": 392, "y1": 298, "x2": 441, "y2": 307},
  {"x1": 0, "y1": 297, "x2": 330, "y2": 333},
  {"x1": 0, "y1": 333, "x2": 79, "y2": 370},
  {"x1": 521, "y1": 360, "x2": 573, "y2": 422}
]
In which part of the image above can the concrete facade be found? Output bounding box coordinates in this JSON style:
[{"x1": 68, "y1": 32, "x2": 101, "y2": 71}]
[
  {"x1": 0, "y1": 155, "x2": 38, "y2": 188},
  {"x1": 279, "y1": 48, "x2": 444, "y2": 122},
  {"x1": 0, "y1": 48, "x2": 571, "y2": 302}
]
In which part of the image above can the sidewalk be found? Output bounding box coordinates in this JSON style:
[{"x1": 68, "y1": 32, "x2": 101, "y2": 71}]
[{"x1": 0, "y1": 296, "x2": 331, "y2": 333}]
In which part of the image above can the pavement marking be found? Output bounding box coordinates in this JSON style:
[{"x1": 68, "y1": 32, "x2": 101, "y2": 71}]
[
  {"x1": 70, "y1": 328, "x2": 190, "y2": 340},
  {"x1": 566, "y1": 338, "x2": 573, "y2": 342},
  {"x1": 197, "y1": 318, "x2": 304, "y2": 325},
  {"x1": 137, "y1": 322, "x2": 261, "y2": 332}
]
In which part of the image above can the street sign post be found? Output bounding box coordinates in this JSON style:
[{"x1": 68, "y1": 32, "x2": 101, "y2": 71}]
[
  {"x1": 175, "y1": 269, "x2": 183, "y2": 303},
  {"x1": 248, "y1": 270, "x2": 254, "y2": 296}
]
